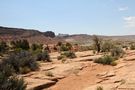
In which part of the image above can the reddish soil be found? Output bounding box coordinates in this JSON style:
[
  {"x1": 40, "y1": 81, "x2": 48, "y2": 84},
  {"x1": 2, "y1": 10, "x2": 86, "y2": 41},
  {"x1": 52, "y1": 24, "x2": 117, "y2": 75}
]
[{"x1": 50, "y1": 64, "x2": 112, "y2": 90}]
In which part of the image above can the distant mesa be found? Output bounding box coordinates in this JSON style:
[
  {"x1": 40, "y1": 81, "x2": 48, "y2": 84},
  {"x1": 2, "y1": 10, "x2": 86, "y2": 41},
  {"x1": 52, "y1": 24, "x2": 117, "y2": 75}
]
[
  {"x1": 0, "y1": 26, "x2": 135, "y2": 45},
  {"x1": 0, "y1": 26, "x2": 59, "y2": 44}
]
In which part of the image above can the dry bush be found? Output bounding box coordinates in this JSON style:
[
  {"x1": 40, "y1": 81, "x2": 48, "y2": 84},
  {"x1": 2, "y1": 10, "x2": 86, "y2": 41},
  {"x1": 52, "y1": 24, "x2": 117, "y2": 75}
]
[
  {"x1": 0, "y1": 63, "x2": 27, "y2": 90},
  {"x1": 94, "y1": 55, "x2": 116, "y2": 66},
  {"x1": 130, "y1": 44, "x2": 135, "y2": 50},
  {"x1": 57, "y1": 51, "x2": 76, "y2": 60},
  {"x1": 35, "y1": 51, "x2": 51, "y2": 62},
  {"x1": 111, "y1": 46, "x2": 125, "y2": 59},
  {"x1": 92, "y1": 35, "x2": 102, "y2": 53},
  {"x1": 61, "y1": 51, "x2": 76, "y2": 59},
  {"x1": 2, "y1": 51, "x2": 39, "y2": 74},
  {"x1": 101, "y1": 40, "x2": 114, "y2": 52}
]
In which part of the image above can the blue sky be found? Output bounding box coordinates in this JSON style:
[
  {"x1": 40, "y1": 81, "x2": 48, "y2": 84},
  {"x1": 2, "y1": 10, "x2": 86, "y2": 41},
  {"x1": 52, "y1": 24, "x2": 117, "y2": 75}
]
[{"x1": 0, "y1": 0, "x2": 135, "y2": 35}]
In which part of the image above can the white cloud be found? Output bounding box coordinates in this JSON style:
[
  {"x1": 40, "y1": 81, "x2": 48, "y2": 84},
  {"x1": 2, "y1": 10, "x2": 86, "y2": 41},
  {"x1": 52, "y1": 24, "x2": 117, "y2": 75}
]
[
  {"x1": 118, "y1": 6, "x2": 128, "y2": 11},
  {"x1": 123, "y1": 16, "x2": 135, "y2": 28}
]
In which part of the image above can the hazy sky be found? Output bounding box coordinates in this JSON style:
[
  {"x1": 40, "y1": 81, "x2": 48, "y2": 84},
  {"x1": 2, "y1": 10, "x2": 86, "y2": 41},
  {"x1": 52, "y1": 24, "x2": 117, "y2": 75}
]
[{"x1": 0, "y1": 0, "x2": 135, "y2": 35}]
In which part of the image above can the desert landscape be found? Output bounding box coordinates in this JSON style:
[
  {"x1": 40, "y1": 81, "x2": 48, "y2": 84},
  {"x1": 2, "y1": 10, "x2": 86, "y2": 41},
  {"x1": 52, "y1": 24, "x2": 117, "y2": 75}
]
[
  {"x1": 22, "y1": 50, "x2": 135, "y2": 90},
  {"x1": 1, "y1": 0, "x2": 135, "y2": 90},
  {"x1": 1, "y1": 26, "x2": 135, "y2": 90}
]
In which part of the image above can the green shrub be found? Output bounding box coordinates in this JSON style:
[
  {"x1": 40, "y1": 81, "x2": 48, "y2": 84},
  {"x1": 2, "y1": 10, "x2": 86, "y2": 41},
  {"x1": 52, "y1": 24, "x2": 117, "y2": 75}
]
[
  {"x1": 0, "y1": 75, "x2": 27, "y2": 90},
  {"x1": 2, "y1": 76, "x2": 26, "y2": 90},
  {"x1": 57, "y1": 42, "x2": 73, "y2": 52},
  {"x1": 94, "y1": 55, "x2": 114, "y2": 65},
  {"x1": 130, "y1": 44, "x2": 135, "y2": 50},
  {"x1": 60, "y1": 44, "x2": 69, "y2": 51},
  {"x1": 79, "y1": 45, "x2": 93, "y2": 51},
  {"x1": 111, "y1": 46, "x2": 124, "y2": 59},
  {"x1": 10, "y1": 39, "x2": 30, "y2": 50},
  {"x1": 36, "y1": 51, "x2": 51, "y2": 62},
  {"x1": 2, "y1": 51, "x2": 39, "y2": 74},
  {"x1": 0, "y1": 64, "x2": 14, "y2": 78},
  {"x1": 0, "y1": 63, "x2": 27, "y2": 90},
  {"x1": 19, "y1": 67, "x2": 31, "y2": 74},
  {"x1": 31, "y1": 49, "x2": 42, "y2": 55},
  {"x1": 61, "y1": 51, "x2": 76, "y2": 59},
  {"x1": 14, "y1": 48, "x2": 23, "y2": 53},
  {"x1": 65, "y1": 42, "x2": 72, "y2": 50},
  {"x1": 31, "y1": 43, "x2": 43, "y2": 51},
  {"x1": 101, "y1": 41, "x2": 114, "y2": 52}
]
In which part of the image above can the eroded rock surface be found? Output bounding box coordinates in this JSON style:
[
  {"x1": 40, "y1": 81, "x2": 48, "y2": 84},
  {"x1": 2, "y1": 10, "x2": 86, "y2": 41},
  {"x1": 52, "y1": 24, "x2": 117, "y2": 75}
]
[{"x1": 21, "y1": 50, "x2": 135, "y2": 90}]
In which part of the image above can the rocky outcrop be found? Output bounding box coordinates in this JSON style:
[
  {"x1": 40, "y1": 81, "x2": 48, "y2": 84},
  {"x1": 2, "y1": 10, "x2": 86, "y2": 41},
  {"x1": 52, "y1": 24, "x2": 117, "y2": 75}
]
[
  {"x1": 23, "y1": 59, "x2": 89, "y2": 90},
  {"x1": 22, "y1": 50, "x2": 135, "y2": 90}
]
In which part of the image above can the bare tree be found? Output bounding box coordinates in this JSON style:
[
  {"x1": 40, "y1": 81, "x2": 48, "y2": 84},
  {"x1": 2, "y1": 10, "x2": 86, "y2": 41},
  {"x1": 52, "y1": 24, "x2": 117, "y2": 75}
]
[{"x1": 92, "y1": 35, "x2": 102, "y2": 53}]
